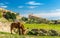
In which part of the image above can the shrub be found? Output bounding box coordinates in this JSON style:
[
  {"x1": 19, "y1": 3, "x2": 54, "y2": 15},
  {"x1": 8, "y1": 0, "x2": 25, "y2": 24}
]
[
  {"x1": 27, "y1": 31, "x2": 34, "y2": 35},
  {"x1": 39, "y1": 29, "x2": 47, "y2": 36},
  {"x1": 40, "y1": 29, "x2": 47, "y2": 33},
  {"x1": 21, "y1": 17, "x2": 28, "y2": 22},
  {"x1": 4, "y1": 12, "x2": 16, "y2": 21},
  {"x1": 48, "y1": 30, "x2": 58, "y2": 36},
  {"x1": 28, "y1": 29, "x2": 39, "y2": 35}
]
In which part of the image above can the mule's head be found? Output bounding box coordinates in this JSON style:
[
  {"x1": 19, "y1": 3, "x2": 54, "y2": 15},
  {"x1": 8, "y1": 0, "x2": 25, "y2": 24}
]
[{"x1": 23, "y1": 28, "x2": 29, "y2": 35}]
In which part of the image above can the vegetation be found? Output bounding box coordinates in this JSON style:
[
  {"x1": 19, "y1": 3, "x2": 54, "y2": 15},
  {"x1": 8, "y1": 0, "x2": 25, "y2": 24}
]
[
  {"x1": 0, "y1": 32, "x2": 60, "y2": 38},
  {"x1": 21, "y1": 17, "x2": 28, "y2": 22},
  {"x1": 24, "y1": 24, "x2": 60, "y2": 36},
  {"x1": 1, "y1": 8, "x2": 60, "y2": 38},
  {"x1": 24, "y1": 24, "x2": 60, "y2": 30},
  {"x1": 0, "y1": 11, "x2": 2, "y2": 18},
  {"x1": 4, "y1": 12, "x2": 16, "y2": 21}
]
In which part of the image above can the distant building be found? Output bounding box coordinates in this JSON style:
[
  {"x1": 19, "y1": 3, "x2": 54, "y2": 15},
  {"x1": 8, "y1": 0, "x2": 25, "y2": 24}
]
[{"x1": 28, "y1": 14, "x2": 41, "y2": 19}]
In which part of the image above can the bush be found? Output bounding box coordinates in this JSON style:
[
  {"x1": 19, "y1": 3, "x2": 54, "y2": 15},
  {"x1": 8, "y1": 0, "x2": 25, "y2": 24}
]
[
  {"x1": 27, "y1": 31, "x2": 34, "y2": 35},
  {"x1": 39, "y1": 29, "x2": 47, "y2": 36},
  {"x1": 4, "y1": 12, "x2": 16, "y2": 21},
  {"x1": 27, "y1": 29, "x2": 59, "y2": 36},
  {"x1": 48, "y1": 30, "x2": 58, "y2": 36},
  {"x1": 21, "y1": 17, "x2": 28, "y2": 22},
  {"x1": 40, "y1": 29, "x2": 47, "y2": 33},
  {"x1": 28, "y1": 29, "x2": 39, "y2": 35}
]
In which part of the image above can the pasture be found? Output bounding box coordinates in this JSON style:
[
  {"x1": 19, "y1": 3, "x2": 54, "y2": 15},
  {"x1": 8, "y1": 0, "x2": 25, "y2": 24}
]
[
  {"x1": 0, "y1": 24, "x2": 60, "y2": 38},
  {"x1": 0, "y1": 32, "x2": 60, "y2": 38},
  {"x1": 24, "y1": 24, "x2": 60, "y2": 31}
]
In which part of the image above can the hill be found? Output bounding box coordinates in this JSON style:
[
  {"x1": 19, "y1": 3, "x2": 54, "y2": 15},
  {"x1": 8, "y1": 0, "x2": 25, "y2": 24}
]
[
  {"x1": 0, "y1": 8, "x2": 21, "y2": 21},
  {"x1": 0, "y1": 8, "x2": 21, "y2": 33}
]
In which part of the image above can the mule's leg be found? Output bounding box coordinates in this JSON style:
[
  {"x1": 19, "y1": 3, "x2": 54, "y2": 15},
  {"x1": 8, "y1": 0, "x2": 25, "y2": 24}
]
[
  {"x1": 21, "y1": 29, "x2": 24, "y2": 35},
  {"x1": 18, "y1": 28, "x2": 20, "y2": 35},
  {"x1": 11, "y1": 29, "x2": 12, "y2": 34},
  {"x1": 21, "y1": 28, "x2": 25, "y2": 35},
  {"x1": 10, "y1": 27, "x2": 13, "y2": 34}
]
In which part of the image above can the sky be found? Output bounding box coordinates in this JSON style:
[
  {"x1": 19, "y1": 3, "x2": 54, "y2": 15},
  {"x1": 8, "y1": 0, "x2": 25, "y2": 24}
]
[{"x1": 0, "y1": 0, "x2": 60, "y2": 20}]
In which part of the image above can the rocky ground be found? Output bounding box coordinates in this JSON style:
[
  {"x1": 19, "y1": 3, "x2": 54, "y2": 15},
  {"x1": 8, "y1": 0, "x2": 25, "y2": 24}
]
[{"x1": 0, "y1": 22, "x2": 11, "y2": 33}]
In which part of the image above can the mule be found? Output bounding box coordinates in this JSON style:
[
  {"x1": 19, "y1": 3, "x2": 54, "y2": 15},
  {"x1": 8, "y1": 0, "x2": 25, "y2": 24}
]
[{"x1": 10, "y1": 22, "x2": 25, "y2": 35}]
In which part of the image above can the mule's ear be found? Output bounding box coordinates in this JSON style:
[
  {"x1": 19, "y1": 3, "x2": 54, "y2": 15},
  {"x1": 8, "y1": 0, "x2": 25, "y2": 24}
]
[{"x1": 17, "y1": 22, "x2": 20, "y2": 25}]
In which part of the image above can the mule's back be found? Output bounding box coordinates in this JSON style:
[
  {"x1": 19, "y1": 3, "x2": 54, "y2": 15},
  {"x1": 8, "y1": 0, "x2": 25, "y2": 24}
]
[{"x1": 11, "y1": 22, "x2": 20, "y2": 28}]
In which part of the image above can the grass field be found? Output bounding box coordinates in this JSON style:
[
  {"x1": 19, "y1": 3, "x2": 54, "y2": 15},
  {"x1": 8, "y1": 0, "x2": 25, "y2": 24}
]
[
  {"x1": 24, "y1": 24, "x2": 60, "y2": 31},
  {"x1": 0, "y1": 32, "x2": 60, "y2": 38},
  {"x1": 0, "y1": 24, "x2": 60, "y2": 38}
]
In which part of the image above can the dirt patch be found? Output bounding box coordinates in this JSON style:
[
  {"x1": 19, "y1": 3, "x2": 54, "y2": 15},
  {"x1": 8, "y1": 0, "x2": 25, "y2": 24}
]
[{"x1": 0, "y1": 22, "x2": 11, "y2": 33}]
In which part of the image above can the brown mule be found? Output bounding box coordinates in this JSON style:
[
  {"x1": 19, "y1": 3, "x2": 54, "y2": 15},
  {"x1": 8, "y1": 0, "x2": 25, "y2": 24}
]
[{"x1": 10, "y1": 22, "x2": 25, "y2": 35}]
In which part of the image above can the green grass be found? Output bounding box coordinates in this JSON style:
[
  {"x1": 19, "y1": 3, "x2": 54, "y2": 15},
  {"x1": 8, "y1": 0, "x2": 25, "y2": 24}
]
[
  {"x1": 1, "y1": 24, "x2": 60, "y2": 38},
  {"x1": 24, "y1": 24, "x2": 60, "y2": 31},
  {"x1": 0, "y1": 31, "x2": 60, "y2": 38}
]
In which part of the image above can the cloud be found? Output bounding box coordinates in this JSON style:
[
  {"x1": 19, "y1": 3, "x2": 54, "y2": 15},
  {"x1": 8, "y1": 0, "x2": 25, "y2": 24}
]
[
  {"x1": 0, "y1": 3, "x2": 8, "y2": 8},
  {"x1": 18, "y1": 1, "x2": 43, "y2": 9},
  {"x1": 34, "y1": 12, "x2": 60, "y2": 17},
  {"x1": 28, "y1": 6, "x2": 38, "y2": 9},
  {"x1": 22, "y1": 9, "x2": 60, "y2": 20},
  {"x1": 55, "y1": 9, "x2": 60, "y2": 12},
  {"x1": 18, "y1": 6, "x2": 24, "y2": 8},
  {"x1": 32, "y1": 9, "x2": 60, "y2": 20},
  {"x1": 18, "y1": 5, "x2": 37, "y2": 9},
  {"x1": 0, "y1": 6, "x2": 7, "y2": 8},
  {"x1": 26, "y1": 1, "x2": 44, "y2": 5}
]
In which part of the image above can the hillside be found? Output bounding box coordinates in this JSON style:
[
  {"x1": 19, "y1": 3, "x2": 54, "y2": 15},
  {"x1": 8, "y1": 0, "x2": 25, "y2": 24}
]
[
  {"x1": 0, "y1": 8, "x2": 21, "y2": 20},
  {"x1": 0, "y1": 8, "x2": 60, "y2": 34},
  {"x1": 0, "y1": 8, "x2": 21, "y2": 32}
]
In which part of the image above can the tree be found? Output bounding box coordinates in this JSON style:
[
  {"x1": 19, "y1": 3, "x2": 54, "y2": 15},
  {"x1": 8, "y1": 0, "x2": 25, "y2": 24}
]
[
  {"x1": 16, "y1": 13, "x2": 20, "y2": 16},
  {"x1": 21, "y1": 17, "x2": 28, "y2": 22},
  {"x1": 11, "y1": 13, "x2": 16, "y2": 20},
  {"x1": 5, "y1": 12, "x2": 16, "y2": 21},
  {"x1": 54, "y1": 20, "x2": 58, "y2": 24}
]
